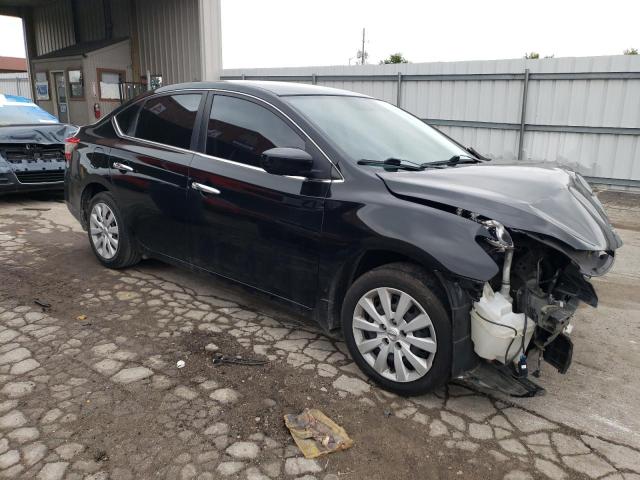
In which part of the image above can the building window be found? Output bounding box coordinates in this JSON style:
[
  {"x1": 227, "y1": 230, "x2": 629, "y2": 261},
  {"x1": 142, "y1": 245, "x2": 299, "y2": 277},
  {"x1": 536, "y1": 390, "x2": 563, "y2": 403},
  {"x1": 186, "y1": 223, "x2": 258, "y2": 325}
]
[
  {"x1": 97, "y1": 68, "x2": 125, "y2": 101},
  {"x1": 34, "y1": 72, "x2": 50, "y2": 100},
  {"x1": 68, "y1": 69, "x2": 83, "y2": 99}
]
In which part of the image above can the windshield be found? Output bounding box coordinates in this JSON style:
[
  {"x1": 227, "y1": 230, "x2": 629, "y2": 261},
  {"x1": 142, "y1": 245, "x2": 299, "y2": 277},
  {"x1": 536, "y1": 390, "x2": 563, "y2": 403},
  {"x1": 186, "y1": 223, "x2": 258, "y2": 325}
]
[
  {"x1": 0, "y1": 95, "x2": 59, "y2": 126},
  {"x1": 285, "y1": 95, "x2": 469, "y2": 165}
]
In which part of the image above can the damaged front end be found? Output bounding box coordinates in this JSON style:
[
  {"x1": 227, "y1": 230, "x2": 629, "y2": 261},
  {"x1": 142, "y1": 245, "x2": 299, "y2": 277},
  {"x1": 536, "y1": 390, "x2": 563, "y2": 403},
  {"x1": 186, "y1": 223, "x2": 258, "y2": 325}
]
[
  {"x1": 458, "y1": 211, "x2": 617, "y2": 397},
  {"x1": 0, "y1": 124, "x2": 77, "y2": 194},
  {"x1": 378, "y1": 164, "x2": 621, "y2": 395}
]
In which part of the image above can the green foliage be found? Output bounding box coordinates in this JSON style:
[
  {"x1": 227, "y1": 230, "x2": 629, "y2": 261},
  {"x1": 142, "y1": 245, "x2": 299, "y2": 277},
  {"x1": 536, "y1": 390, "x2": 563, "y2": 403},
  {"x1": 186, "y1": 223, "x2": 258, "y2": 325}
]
[
  {"x1": 623, "y1": 48, "x2": 638, "y2": 55},
  {"x1": 524, "y1": 52, "x2": 540, "y2": 59},
  {"x1": 380, "y1": 53, "x2": 409, "y2": 64}
]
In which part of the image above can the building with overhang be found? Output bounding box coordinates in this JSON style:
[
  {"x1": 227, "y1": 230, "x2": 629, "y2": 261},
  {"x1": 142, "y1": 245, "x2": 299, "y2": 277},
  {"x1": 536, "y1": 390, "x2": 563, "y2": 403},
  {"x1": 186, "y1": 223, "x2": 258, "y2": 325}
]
[{"x1": 0, "y1": 0, "x2": 222, "y2": 125}]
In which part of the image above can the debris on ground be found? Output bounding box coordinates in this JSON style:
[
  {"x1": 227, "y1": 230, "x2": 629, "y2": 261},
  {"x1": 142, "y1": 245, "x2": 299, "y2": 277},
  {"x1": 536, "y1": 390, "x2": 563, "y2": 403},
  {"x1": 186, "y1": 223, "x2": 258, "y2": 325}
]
[
  {"x1": 176, "y1": 360, "x2": 186, "y2": 369},
  {"x1": 212, "y1": 352, "x2": 268, "y2": 366},
  {"x1": 76, "y1": 314, "x2": 87, "y2": 321},
  {"x1": 34, "y1": 298, "x2": 51, "y2": 309},
  {"x1": 21, "y1": 207, "x2": 51, "y2": 211},
  {"x1": 284, "y1": 408, "x2": 354, "y2": 458}
]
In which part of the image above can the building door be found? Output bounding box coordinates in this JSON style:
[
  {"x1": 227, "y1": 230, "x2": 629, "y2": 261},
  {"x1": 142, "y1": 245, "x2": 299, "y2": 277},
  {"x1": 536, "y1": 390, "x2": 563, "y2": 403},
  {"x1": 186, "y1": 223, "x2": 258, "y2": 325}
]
[{"x1": 51, "y1": 71, "x2": 69, "y2": 123}]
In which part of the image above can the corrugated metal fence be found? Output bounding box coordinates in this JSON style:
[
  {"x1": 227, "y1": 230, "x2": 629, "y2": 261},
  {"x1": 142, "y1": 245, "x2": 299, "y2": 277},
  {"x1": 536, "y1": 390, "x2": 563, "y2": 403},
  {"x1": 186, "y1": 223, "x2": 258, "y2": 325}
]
[
  {"x1": 222, "y1": 56, "x2": 640, "y2": 188},
  {"x1": 0, "y1": 73, "x2": 31, "y2": 100}
]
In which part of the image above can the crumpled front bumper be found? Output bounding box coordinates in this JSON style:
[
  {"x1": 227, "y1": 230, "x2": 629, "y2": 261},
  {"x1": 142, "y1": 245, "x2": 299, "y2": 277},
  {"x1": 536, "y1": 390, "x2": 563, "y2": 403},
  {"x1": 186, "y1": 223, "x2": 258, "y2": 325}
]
[{"x1": 0, "y1": 159, "x2": 65, "y2": 195}]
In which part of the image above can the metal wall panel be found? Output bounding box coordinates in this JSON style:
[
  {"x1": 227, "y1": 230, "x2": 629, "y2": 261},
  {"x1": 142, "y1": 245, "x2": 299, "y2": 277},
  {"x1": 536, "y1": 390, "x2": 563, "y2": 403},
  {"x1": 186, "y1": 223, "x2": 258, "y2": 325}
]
[
  {"x1": 136, "y1": 0, "x2": 201, "y2": 85},
  {"x1": 110, "y1": 0, "x2": 131, "y2": 40},
  {"x1": 0, "y1": 73, "x2": 31, "y2": 99},
  {"x1": 83, "y1": 39, "x2": 132, "y2": 120},
  {"x1": 223, "y1": 56, "x2": 640, "y2": 186},
  {"x1": 75, "y1": 0, "x2": 105, "y2": 42},
  {"x1": 33, "y1": 0, "x2": 75, "y2": 56}
]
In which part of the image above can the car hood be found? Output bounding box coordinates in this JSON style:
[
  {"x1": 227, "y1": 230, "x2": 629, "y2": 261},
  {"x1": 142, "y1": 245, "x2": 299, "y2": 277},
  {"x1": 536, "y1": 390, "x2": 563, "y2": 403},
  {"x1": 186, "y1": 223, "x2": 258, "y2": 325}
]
[
  {"x1": 0, "y1": 124, "x2": 77, "y2": 145},
  {"x1": 377, "y1": 163, "x2": 622, "y2": 252}
]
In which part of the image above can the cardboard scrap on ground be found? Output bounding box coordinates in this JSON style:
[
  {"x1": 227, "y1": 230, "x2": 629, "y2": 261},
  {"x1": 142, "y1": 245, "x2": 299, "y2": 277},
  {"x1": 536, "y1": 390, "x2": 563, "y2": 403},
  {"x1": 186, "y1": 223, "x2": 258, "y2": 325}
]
[{"x1": 284, "y1": 408, "x2": 354, "y2": 459}]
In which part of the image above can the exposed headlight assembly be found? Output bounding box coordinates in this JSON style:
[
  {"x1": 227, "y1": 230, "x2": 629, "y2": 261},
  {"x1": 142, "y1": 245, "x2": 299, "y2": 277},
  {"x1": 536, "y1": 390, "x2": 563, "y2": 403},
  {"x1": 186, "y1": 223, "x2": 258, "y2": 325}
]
[
  {"x1": 456, "y1": 208, "x2": 513, "y2": 251},
  {"x1": 481, "y1": 219, "x2": 514, "y2": 251},
  {"x1": 457, "y1": 209, "x2": 514, "y2": 300}
]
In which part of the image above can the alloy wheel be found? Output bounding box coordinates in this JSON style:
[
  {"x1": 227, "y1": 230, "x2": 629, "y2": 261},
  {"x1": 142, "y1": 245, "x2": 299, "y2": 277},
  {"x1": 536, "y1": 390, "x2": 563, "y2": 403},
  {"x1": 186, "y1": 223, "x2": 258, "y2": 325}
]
[
  {"x1": 352, "y1": 287, "x2": 437, "y2": 383},
  {"x1": 90, "y1": 202, "x2": 119, "y2": 260}
]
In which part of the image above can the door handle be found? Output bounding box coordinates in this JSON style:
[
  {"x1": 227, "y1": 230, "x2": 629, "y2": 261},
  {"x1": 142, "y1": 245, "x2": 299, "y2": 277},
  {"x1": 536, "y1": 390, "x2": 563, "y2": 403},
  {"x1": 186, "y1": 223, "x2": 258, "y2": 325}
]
[
  {"x1": 191, "y1": 182, "x2": 221, "y2": 195},
  {"x1": 113, "y1": 162, "x2": 134, "y2": 173}
]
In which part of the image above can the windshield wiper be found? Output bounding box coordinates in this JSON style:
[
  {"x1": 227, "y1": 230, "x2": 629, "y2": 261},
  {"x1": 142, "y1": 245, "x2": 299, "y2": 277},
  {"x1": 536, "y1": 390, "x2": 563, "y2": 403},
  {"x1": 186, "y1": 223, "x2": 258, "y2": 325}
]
[
  {"x1": 421, "y1": 154, "x2": 481, "y2": 168},
  {"x1": 466, "y1": 146, "x2": 491, "y2": 161},
  {"x1": 357, "y1": 157, "x2": 425, "y2": 171}
]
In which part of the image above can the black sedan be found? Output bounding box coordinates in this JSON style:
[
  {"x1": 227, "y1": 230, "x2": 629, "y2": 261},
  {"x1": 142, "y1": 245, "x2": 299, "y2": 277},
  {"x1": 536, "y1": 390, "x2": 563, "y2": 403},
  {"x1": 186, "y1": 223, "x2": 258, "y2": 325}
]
[
  {"x1": 64, "y1": 81, "x2": 621, "y2": 395},
  {"x1": 0, "y1": 94, "x2": 76, "y2": 195}
]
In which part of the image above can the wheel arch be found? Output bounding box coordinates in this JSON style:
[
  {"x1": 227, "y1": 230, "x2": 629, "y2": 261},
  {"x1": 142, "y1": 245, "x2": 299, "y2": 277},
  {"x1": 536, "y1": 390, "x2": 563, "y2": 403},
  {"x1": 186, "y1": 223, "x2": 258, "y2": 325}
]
[
  {"x1": 326, "y1": 248, "x2": 450, "y2": 330},
  {"x1": 324, "y1": 248, "x2": 482, "y2": 378},
  {"x1": 80, "y1": 181, "x2": 111, "y2": 228}
]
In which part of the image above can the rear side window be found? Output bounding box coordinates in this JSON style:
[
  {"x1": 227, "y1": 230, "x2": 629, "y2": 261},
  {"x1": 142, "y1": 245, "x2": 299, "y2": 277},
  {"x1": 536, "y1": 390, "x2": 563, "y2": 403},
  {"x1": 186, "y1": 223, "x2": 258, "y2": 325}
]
[
  {"x1": 114, "y1": 103, "x2": 141, "y2": 136},
  {"x1": 134, "y1": 94, "x2": 203, "y2": 150},
  {"x1": 207, "y1": 95, "x2": 304, "y2": 168}
]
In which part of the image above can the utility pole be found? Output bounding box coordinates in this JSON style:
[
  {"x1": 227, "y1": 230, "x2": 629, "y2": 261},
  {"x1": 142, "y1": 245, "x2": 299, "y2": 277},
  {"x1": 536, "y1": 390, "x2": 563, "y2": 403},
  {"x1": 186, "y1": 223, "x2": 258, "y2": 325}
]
[{"x1": 361, "y1": 28, "x2": 366, "y2": 65}]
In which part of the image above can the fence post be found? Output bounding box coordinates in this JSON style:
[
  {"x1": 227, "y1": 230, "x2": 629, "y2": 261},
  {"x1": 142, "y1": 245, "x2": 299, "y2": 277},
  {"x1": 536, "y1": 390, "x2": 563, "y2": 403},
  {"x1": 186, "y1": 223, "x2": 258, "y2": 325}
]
[
  {"x1": 312, "y1": 74, "x2": 317, "y2": 85},
  {"x1": 517, "y1": 68, "x2": 530, "y2": 160},
  {"x1": 396, "y1": 72, "x2": 403, "y2": 107},
  {"x1": 241, "y1": 73, "x2": 246, "y2": 80}
]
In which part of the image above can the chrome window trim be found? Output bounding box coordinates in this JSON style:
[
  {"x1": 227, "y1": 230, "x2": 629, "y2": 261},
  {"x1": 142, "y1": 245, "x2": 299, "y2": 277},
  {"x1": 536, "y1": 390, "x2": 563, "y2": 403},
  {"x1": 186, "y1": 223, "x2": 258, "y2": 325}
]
[
  {"x1": 15, "y1": 181, "x2": 63, "y2": 185},
  {"x1": 112, "y1": 116, "x2": 197, "y2": 156},
  {"x1": 112, "y1": 88, "x2": 345, "y2": 182},
  {"x1": 191, "y1": 151, "x2": 336, "y2": 183}
]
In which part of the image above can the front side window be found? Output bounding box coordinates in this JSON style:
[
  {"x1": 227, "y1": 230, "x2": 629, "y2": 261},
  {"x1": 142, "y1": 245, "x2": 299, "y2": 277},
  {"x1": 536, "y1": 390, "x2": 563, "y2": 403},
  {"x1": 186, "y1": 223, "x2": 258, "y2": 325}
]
[
  {"x1": 286, "y1": 95, "x2": 469, "y2": 166},
  {"x1": 68, "y1": 69, "x2": 83, "y2": 98},
  {"x1": 134, "y1": 94, "x2": 202, "y2": 150},
  {"x1": 98, "y1": 69, "x2": 125, "y2": 101},
  {"x1": 207, "y1": 95, "x2": 304, "y2": 168}
]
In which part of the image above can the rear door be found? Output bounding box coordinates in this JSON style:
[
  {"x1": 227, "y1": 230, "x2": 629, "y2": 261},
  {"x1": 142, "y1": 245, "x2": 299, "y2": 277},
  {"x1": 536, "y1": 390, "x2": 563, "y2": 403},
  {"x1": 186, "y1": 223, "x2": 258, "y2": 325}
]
[
  {"x1": 109, "y1": 92, "x2": 205, "y2": 262},
  {"x1": 188, "y1": 92, "x2": 332, "y2": 307}
]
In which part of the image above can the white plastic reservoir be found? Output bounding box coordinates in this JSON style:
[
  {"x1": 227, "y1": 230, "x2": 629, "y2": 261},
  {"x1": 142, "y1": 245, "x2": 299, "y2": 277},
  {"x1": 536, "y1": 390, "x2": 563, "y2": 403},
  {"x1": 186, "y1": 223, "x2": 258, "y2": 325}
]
[{"x1": 471, "y1": 283, "x2": 535, "y2": 364}]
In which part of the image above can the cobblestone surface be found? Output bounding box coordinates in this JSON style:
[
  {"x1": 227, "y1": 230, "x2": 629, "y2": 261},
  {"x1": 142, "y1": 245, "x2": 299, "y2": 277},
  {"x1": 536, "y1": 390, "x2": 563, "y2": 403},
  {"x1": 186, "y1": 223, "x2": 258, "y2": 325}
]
[{"x1": 0, "y1": 193, "x2": 638, "y2": 479}]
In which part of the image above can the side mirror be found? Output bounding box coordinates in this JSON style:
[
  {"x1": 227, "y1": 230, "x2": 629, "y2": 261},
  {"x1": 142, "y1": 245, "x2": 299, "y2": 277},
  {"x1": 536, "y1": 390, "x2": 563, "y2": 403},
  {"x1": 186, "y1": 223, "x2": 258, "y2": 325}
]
[{"x1": 261, "y1": 148, "x2": 313, "y2": 177}]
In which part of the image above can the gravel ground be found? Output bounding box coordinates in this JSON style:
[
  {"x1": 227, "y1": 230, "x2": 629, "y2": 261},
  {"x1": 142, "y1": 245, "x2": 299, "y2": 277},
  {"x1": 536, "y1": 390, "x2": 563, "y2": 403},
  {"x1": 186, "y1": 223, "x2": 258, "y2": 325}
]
[{"x1": 0, "y1": 190, "x2": 638, "y2": 480}]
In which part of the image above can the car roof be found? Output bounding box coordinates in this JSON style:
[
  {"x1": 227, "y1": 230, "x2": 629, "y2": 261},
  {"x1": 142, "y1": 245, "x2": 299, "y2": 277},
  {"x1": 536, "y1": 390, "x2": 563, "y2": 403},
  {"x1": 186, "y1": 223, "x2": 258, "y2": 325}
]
[{"x1": 156, "y1": 80, "x2": 370, "y2": 98}]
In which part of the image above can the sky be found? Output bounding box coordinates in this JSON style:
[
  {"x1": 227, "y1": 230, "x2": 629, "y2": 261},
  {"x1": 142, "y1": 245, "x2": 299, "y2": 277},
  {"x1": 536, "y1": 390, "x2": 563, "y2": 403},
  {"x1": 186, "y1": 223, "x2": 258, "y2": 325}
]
[
  {"x1": 0, "y1": 0, "x2": 638, "y2": 66},
  {"x1": 0, "y1": 15, "x2": 25, "y2": 58},
  {"x1": 220, "y1": 0, "x2": 640, "y2": 68}
]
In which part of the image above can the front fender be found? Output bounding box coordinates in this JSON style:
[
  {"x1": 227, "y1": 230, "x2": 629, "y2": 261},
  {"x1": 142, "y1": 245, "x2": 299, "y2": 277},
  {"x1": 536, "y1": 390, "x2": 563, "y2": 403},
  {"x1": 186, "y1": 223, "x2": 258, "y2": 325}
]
[
  {"x1": 317, "y1": 195, "x2": 500, "y2": 332},
  {"x1": 355, "y1": 200, "x2": 499, "y2": 281}
]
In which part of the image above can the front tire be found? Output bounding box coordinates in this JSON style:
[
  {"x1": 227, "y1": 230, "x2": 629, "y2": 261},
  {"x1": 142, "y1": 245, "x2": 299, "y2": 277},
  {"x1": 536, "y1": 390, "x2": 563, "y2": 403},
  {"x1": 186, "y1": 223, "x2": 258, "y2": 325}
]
[
  {"x1": 341, "y1": 262, "x2": 452, "y2": 395},
  {"x1": 87, "y1": 191, "x2": 141, "y2": 269}
]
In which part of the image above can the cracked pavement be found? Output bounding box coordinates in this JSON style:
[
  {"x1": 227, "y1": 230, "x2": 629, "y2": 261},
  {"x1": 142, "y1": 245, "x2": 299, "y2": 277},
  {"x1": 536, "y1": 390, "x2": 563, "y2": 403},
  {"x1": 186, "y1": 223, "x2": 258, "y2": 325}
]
[{"x1": 0, "y1": 190, "x2": 638, "y2": 479}]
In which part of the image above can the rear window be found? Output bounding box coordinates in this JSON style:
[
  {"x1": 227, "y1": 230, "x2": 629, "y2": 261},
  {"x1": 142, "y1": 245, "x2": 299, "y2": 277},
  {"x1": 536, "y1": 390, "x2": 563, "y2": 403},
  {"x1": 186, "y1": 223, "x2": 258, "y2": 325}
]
[
  {"x1": 133, "y1": 94, "x2": 202, "y2": 150},
  {"x1": 0, "y1": 96, "x2": 58, "y2": 126}
]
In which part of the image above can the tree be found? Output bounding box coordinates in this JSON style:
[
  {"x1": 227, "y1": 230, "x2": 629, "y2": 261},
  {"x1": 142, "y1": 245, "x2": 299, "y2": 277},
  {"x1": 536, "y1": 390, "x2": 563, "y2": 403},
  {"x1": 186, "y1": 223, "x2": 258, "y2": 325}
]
[
  {"x1": 524, "y1": 52, "x2": 540, "y2": 59},
  {"x1": 623, "y1": 48, "x2": 638, "y2": 55},
  {"x1": 380, "y1": 53, "x2": 409, "y2": 64}
]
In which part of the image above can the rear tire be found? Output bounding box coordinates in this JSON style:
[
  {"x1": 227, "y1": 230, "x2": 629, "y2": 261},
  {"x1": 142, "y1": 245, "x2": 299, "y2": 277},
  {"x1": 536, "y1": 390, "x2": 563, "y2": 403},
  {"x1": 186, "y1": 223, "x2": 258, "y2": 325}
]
[
  {"x1": 87, "y1": 191, "x2": 141, "y2": 269},
  {"x1": 341, "y1": 262, "x2": 452, "y2": 395}
]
